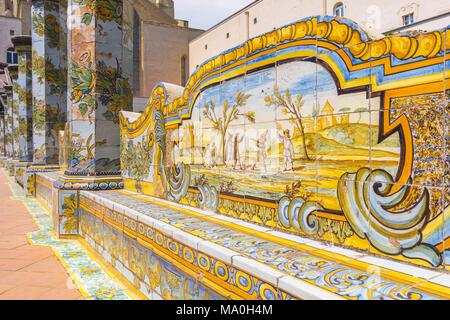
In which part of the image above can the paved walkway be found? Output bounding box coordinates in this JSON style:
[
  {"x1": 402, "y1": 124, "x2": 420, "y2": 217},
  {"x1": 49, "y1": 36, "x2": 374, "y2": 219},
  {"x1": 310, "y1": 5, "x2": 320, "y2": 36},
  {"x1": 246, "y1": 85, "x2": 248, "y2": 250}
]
[{"x1": 0, "y1": 170, "x2": 82, "y2": 300}]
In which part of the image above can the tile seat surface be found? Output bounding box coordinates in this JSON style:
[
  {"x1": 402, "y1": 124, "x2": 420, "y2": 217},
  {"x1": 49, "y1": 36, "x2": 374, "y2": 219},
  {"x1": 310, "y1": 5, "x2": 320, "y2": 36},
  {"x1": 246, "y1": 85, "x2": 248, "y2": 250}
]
[{"x1": 80, "y1": 189, "x2": 450, "y2": 300}]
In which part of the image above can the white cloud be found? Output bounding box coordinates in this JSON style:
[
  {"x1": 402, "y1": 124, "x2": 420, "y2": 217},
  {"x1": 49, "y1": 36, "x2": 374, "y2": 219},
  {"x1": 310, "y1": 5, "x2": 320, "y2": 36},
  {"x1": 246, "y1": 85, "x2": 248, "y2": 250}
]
[{"x1": 174, "y1": 0, "x2": 255, "y2": 29}]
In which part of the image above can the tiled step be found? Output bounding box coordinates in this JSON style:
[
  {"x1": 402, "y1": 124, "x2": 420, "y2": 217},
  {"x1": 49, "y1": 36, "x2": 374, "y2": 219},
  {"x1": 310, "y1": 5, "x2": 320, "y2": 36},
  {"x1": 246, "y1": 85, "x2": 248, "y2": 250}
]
[{"x1": 79, "y1": 189, "x2": 450, "y2": 300}]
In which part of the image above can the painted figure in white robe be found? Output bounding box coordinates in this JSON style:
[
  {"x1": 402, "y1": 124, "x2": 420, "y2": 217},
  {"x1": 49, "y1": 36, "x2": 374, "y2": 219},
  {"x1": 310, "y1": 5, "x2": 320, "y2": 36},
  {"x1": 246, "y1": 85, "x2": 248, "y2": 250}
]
[
  {"x1": 252, "y1": 130, "x2": 268, "y2": 171},
  {"x1": 225, "y1": 133, "x2": 233, "y2": 167},
  {"x1": 232, "y1": 133, "x2": 244, "y2": 170},
  {"x1": 279, "y1": 129, "x2": 294, "y2": 171},
  {"x1": 205, "y1": 141, "x2": 217, "y2": 168}
]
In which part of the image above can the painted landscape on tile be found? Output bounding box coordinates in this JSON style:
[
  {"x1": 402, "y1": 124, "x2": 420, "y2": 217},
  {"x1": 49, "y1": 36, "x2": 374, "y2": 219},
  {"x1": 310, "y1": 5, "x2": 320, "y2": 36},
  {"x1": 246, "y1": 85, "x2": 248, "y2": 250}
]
[
  {"x1": 120, "y1": 17, "x2": 450, "y2": 270},
  {"x1": 176, "y1": 60, "x2": 400, "y2": 212}
]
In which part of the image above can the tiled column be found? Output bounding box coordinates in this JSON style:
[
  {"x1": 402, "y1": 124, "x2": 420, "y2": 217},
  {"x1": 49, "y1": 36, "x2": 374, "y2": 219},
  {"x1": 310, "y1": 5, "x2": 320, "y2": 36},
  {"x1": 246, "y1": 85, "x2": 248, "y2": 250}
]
[
  {"x1": 5, "y1": 65, "x2": 19, "y2": 175},
  {"x1": 66, "y1": 0, "x2": 133, "y2": 176},
  {"x1": 31, "y1": 0, "x2": 67, "y2": 164},
  {"x1": 0, "y1": 99, "x2": 5, "y2": 157},
  {"x1": 4, "y1": 84, "x2": 13, "y2": 159},
  {"x1": 53, "y1": 0, "x2": 133, "y2": 238},
  {"x1": 9, "y1": 65, "x2": 19, "y2": 162},
  {"x1": 12, "y1": 36, "x2": 33, "y2": 162}
]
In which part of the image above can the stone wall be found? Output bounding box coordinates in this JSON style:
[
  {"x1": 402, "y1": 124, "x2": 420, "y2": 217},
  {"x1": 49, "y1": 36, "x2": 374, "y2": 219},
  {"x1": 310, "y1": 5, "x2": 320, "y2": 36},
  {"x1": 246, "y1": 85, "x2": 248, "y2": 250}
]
[{"x1": 0, "y1": 16, "x2": 21, "y2": 63}]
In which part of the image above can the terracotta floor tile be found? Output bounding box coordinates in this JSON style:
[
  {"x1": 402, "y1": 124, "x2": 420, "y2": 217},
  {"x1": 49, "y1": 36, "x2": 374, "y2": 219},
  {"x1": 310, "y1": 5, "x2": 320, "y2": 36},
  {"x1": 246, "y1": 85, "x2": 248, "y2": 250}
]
[
  {"x1": 0, "y1": 170, "x2": 81, "y2": 300},
  {"x1": 0, "y1": 284, "x2": 13, "y2": 295},
  {"x1": 0, "y1": 258, "x2": 37, "y2": 271},
  {"x1": 0, "y1": 285, "x2": 52, "y2": 300},
  {"x1": 24, "y1": 272, "x2": 71, "y2": 288},
  {"x1": 35, "y1": 286, "x2": 82, "y2": 300},
  {"x1": 0, "y1": 248, "x2": 53, "y2": 260},
  {"x1": 19, "y1": 256, "x2": 68, "y2": 273}
]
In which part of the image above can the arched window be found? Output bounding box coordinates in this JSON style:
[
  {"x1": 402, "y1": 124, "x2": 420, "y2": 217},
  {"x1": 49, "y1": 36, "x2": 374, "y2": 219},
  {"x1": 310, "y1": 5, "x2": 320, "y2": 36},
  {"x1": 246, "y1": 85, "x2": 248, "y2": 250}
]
[
  {"x1": 334, "y1": 2, "x2": 344, "y2": 17},
  {"x1": 181, "y1": 55, "x2": 187, "y2": 86},
  {"x1": 6, "y1": 48, "x2": 17, "y2": 64}
]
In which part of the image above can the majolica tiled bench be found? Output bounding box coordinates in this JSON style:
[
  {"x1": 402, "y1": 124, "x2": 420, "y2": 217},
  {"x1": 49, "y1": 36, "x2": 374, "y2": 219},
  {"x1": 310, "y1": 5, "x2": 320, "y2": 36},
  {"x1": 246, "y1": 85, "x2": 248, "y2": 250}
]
[{"x1": 74, "y1": 189, "x2": 450, "y2": 300}]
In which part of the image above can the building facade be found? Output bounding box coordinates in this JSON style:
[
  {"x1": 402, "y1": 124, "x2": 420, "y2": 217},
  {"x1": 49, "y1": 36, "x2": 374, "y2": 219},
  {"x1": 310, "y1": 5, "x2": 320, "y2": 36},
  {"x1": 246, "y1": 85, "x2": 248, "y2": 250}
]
[
  {"x1": 0, "y1": 0, "x2": 203, "y2": 111},
  {"x1": 189, "y1": 0, "x2": 450, "y2": 73}
]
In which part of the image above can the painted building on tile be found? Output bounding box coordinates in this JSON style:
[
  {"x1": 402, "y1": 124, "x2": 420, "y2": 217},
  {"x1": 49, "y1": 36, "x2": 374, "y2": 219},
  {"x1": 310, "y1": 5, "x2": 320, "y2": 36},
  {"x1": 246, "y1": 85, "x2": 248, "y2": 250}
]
[{"x1": 0, "y1": 0, "x2": 450, "y2": 300}]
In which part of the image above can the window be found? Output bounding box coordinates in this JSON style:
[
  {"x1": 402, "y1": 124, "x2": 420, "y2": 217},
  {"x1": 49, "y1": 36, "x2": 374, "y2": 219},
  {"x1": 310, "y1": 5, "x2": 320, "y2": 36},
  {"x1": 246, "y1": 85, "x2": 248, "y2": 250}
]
[
  {"x1": 334, "y1": 2, "x2": 344, "y2": 17},
  {"x1": 403, "y1": 13, "x2": 414, "y2": 26},
  {"x1": 226, "y1": 32, "x2": 230, "y2": 39},
  {"x1": 253, "y1": 17, "x2": 257, "y2": 24},
  {"x1": 6, "y1": 48, "x2": 17, "y2": 64},
  {"x1": 204, "y1": 44, "x2": 207, "y2": 50},
  {"x1": 9, "y1": 30, "x2": 14, "y2": 36}
]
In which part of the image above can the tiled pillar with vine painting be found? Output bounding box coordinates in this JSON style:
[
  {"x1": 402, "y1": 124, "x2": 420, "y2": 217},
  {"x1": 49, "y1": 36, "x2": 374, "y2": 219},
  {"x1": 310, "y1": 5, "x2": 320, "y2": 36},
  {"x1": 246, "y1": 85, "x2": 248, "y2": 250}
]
[
  {"x1": 31, "y1": 0, "x2": 68, "y2": 164},
  {"x1": 66, "y1": 0, "x2": 133, "y2": 175},
  {"x1": 3, "y1": 88, "x2": 13, "y2": 158},
  {"x1": 0, "y1": 107, "x2": 5, "y2": 157},
  {"x1": 12, "y1": 36, "x2": 33, "y2": 162},
  {"x1": 9, "y1": 64, "x2": 19, "y2": 161}
]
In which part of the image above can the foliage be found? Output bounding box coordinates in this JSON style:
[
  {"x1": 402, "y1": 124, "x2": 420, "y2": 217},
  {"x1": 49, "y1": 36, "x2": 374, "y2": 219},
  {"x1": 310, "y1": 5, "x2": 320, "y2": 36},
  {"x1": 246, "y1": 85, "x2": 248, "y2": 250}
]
[
  {"x1": 97, "y1": 59, "x2": 132, "y2": 123},
  {"x1": 202, "y1": 92, "x2": 254, "y2": 163},
  {"x1": 44, "y1": 13, "x2": 61, "y2": 48},
  {"x1": 122, "y1": 136, "x2": 152, "y2": 181},
  {"x1": 265, "y1": 84, "x2": 311, "y2": 160},
  {"x1": 284, "y1": 181, "x2": 311, "y2": 200},
  {"x1": 32, "y1": 11, "x2": 45, "y2": 37},
  {"x1": 32, "y1": 51, "x2": 46, "y2": 85},
  {"x1": 18, "y1": 116, "x2": 30, "y2": 137},
  {"x1": 193, "y1": 174, "x2": 208, "y2": 187},
  {"x1": 69, "y1": 58, "x2": 95, "y2": 119},
  {"x1": 33, "y1": 52, "x2": 65, "y2": 93},
  {"x1": 68, "y1": 133, "x2": 105, "y2": 170},
  {"x1": 62, "y1": 193, "x2": 78, "y2": 234},
  {"x1": 219, "y1": 180, "x2": 237, "y2": 193},
  {"x1": 75, "y1": 0, "x2": 123, "y2": 25}
]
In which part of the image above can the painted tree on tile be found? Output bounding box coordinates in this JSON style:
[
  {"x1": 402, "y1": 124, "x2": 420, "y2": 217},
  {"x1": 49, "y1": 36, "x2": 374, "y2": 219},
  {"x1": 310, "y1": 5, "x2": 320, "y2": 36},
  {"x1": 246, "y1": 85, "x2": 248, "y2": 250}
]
[
  {"x1": 202, "y1": 92, "x2": 254, "y2": 164},
  {"x1": 264, "y1": 84, "x2": 311, "y2": 160}
]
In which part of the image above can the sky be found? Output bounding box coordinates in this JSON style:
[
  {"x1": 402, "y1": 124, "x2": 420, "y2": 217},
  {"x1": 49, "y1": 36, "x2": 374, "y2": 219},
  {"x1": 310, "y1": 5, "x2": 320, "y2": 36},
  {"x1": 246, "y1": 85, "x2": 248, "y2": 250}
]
[{"x1": 174, "y1": 0, "x2": 255, "y2": 30}]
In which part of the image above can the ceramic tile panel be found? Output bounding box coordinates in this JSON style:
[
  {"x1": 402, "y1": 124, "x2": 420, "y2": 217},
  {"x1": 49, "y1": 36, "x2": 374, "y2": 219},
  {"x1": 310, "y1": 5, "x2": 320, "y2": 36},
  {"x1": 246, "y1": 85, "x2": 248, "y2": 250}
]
[
  {"x1": 31, "y1": 0, "x2": 68, "y2": 164},
  {"x1": 0, "y1": 113, "x2": 5, "y2": 156},
  {"x1": 67, "y1": 0, "x2": 132, "y2": 175},
  {"x1": 15, "y1": 48, "x2": 33, "y2": 162},
  {"x1": 11, "y1": 80, "x2": 20, "y2": 160},
  {"x1": 79, "y1": 190, "x2": 450, "y2": 299},
  {"x1": 57, "y1": 189, "x2": 79, "y2": 236},
  {"x1": 4, "y1": 93, "x2": 14, "y2": 158},
  {"x1": 113, "y1": 16, "x2": 450, "y2": 272},
  {"x1": 78, "y1": 206, "x2": 225, "y2": 299}
]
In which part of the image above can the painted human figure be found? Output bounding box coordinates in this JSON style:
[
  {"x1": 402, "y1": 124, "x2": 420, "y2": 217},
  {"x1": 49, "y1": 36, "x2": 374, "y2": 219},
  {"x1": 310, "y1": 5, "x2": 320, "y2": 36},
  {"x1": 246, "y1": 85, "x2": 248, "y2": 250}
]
[
  {"x1": 252, "y1": 130, "x2": 268, "y2": 171},
  {"x1": 233, "y1": 132, "x2": 244, "y2": 170},
  {"x1": 210, "y1": 141, "x2": 217, "y2": 167},
  {"x1": 279, "y1": 129, "x2": 294, "y2": 171},
  {"x1": 204, "y1": 141, "x2": 217, "y2": 168},
  {"x1": 225, "y1": 133, "x2": 233, "y2": 167}
]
